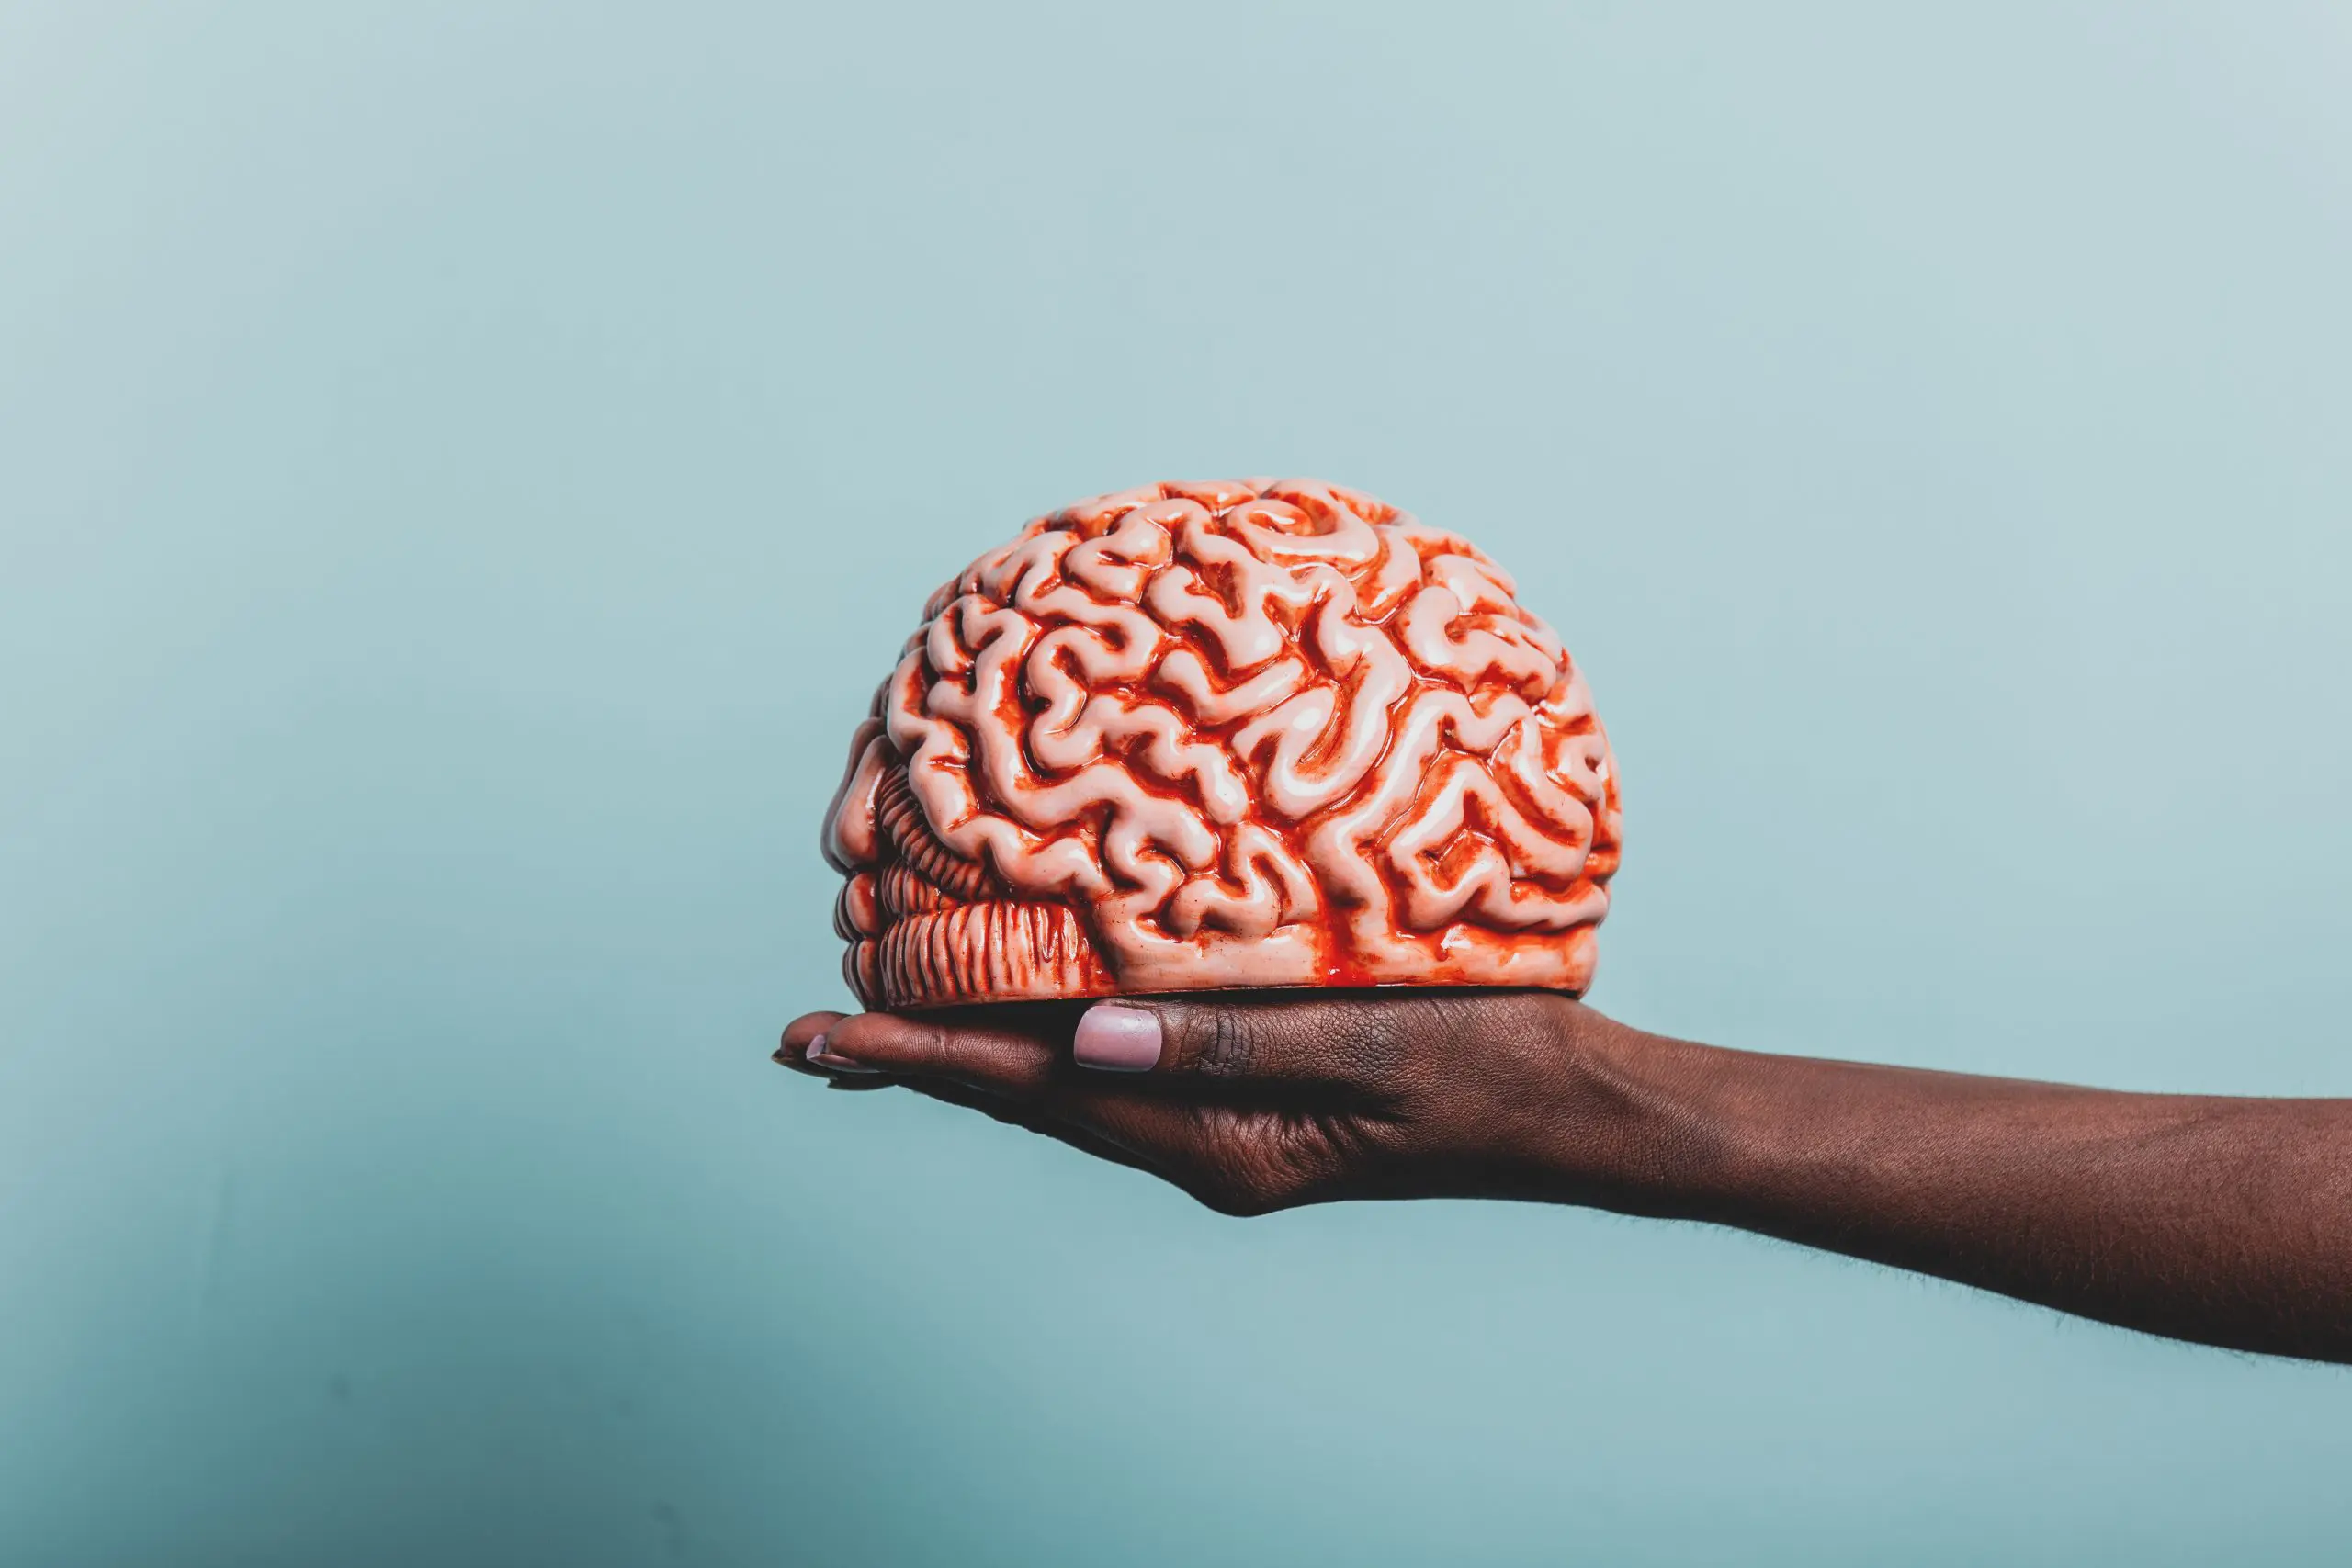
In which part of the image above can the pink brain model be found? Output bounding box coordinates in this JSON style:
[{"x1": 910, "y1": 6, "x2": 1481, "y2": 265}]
[{"x1": 821, "y1": 479, "x2": 1623, "y2": 1010}]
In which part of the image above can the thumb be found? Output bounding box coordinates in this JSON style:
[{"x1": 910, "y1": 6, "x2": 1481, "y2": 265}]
[{"x1": 1070, "y1": 992, "x2": 1402, "y2": 1086}]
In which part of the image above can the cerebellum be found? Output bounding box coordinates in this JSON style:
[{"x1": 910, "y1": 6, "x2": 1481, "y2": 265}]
[{"x1": 820, "y1": 479, "x2": 1621, "y2": 1010}]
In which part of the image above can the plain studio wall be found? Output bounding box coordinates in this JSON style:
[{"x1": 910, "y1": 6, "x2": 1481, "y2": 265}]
[{"x1": 2, "y1": 3, "x2": 2347, "y2": 1563}]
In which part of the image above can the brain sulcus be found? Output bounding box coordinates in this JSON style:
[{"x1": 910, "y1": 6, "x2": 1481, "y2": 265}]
[{"x1": 821, "y1": 479, "x2": 1622, "y2": 1010}]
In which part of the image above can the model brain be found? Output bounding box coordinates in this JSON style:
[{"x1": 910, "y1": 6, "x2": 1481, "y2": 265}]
[{"x1": 821, "y1": 479, "x2": 1622, "y2": 1010}]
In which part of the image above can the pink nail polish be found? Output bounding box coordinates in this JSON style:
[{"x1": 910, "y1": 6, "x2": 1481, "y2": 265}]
[{"x1": 1073, "y1": 1005, "x2": 1161, "y2": 1072}]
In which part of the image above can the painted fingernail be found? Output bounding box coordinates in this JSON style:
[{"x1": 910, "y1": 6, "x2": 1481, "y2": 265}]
[
  {"x1": 806, "y1": 1034, "x2": 879, "y2": 1074},
  {"x1": 1073, "y1": 1005, "x2": 1161, "y2": 1072}
]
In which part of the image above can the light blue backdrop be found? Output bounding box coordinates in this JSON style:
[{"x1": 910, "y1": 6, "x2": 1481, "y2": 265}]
[{"x1": 5, "y1": 3, "x2": 2348, "y2": 1562}]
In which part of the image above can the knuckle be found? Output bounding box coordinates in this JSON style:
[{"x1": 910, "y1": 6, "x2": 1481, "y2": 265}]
[
  {"x1": 1172, "y1": 1007, "x2": 1255, "y2": 1078},
  {"x1": 1204, "y1": 1008, "x2": 1254, "y2": 1077},
  {"x1": 915, "y1": 1020, "x2": 956, "y2": 1071}
]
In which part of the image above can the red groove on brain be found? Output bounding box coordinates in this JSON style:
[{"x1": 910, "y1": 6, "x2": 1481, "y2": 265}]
[{"x1": 820, "y1": 479, "x2": 1622, "y2": 1010}]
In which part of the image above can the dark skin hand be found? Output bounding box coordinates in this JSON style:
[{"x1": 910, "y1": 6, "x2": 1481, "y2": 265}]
[{"x1": 776, "y1": 990, "x2": 2352, "y2": 1364}]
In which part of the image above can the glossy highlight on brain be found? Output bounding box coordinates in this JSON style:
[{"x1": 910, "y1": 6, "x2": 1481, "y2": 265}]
[{"x1": 821, "y1": 479, "x2": 1622, "y2": 1010}]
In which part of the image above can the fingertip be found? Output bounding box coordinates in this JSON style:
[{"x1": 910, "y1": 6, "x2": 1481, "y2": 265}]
[
  {"x1": 779, "y1": 1010, "x2": 848, "y2": 1053},
  {"x1": 775, "y1": 1015, "x2": 843, "y2": 1075},
  {"x1": 818, "y1": 1008, "x2": 1064, "y2": 1100}
]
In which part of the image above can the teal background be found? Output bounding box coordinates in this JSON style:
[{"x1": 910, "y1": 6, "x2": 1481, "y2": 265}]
[{"x1": 5, "y1": 3, "x2": 2349, "y2": 1562}]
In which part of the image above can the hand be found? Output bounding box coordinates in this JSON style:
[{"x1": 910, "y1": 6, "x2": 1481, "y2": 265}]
[
  {"x1": 776, "y1": 989, "x2": 2352, "y2": 1361},
  {"x1": 776, "y1": 990, "x2": 1651, "y2": 1215}
]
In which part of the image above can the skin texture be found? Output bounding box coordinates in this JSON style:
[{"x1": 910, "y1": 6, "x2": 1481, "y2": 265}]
[{"x1": 777, "y1": 990, "x2": 2352, "y2": 1364}]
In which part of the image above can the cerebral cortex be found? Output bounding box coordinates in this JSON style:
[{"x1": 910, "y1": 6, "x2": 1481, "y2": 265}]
[{"x1": 821, "y1": 479, "x2": 1622, "y2": 1010}]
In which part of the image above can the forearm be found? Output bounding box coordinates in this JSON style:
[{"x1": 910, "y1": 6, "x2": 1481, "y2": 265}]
[
  {"x1": 1552, "y1": 1018, "x2": 2352, "y2": 1362},
  {"x1": 784, "y1": 991, "x2": 2352, "y2": 1359}
]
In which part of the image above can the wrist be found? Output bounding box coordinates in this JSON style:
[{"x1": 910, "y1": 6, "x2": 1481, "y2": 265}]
[{"x1": 1517, "y1": 1001, "x2": 1745, "y2": 1218}]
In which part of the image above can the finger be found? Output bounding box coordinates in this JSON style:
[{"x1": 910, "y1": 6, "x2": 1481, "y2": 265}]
[
  {"x1": 819, "y1": 1016, "x2": 1216, "y2": 1169},
  {"x1": 853, "y1": 1039, "x2": 1306, "y2": 1213},
  {"x1": 1068, "y1": 989, "x2": 1414, "y2": 1089},
  {"x1": 780, "y1": 1011, "x2": 903, "y2": 1088},
  {"x1": 901, "y1": 1066, "x2": 1315, "y2": 1215},
  {"x1": 777, "y1": 1011, "x2": 853, "y2": 1076},
  {"x1": 892, "y1": 1077, "x2": 1166, "y2": 1179},
  {"x1": 812, "y1": 1005, "x2": 1069, "y2": 1101}
]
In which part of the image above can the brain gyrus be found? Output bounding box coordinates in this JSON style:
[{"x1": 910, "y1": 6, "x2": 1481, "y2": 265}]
[{"x1": 820, "y1": 479, "x2": 1622, "y2": 1010}]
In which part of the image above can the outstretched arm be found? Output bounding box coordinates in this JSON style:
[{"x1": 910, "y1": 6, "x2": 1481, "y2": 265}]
[{"x1": 777, "y1": 992, "x2": 2352, "y2": 1363}]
